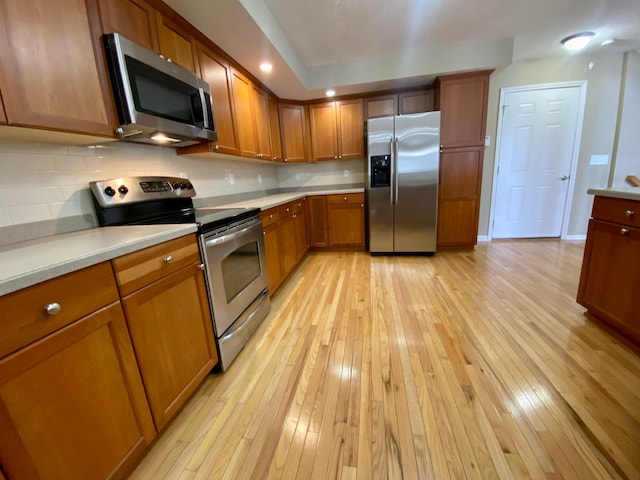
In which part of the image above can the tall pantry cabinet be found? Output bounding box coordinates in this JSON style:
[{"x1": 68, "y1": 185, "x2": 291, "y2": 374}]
[{"x1": 435, "y1": 71, "x2": 492, "y2": 248}]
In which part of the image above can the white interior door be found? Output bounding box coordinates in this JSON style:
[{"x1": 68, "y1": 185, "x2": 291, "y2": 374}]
[{"x1": 493, "y1": 86, "x2": 582, "y2": 238}]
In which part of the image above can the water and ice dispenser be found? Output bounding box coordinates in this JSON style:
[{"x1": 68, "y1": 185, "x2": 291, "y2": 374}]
[{"x1": 370, "y1": 155, "x2": 391, "y2": 188}]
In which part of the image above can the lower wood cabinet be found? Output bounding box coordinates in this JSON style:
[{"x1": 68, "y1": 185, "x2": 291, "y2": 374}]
[
  {"x1": 437, "y1": 146, "x2": 483, "y2": 247},
  {"x1": 0, "y1": 303, "x2": 155, "y2": 480},
  {"x1": 577, "y1": 196, "x2": 640, "y2": 345},
  {"x1": 114, "y1": 236, "x2": 218, "y2": 431},
  {"x1": 327, "y1": 194, "x2": 365, "y2": 247},
  {"x1": 307, "y1": 196, "x2": 329, "y2": 247},
  {"x1": 261, "y1": 199, "x2": 309, "y2": 295}
]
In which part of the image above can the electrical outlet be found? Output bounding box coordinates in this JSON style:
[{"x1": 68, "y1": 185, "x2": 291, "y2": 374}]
[
  {"x1": 295, "y1": 174, "x2": 301, "y2": 181},
  {"x1": 344, "y1": 169, "x2": 350, "y2": 177},
  {"x1": 258, "y1": 174, "x2": 263, "y2": 184},
  {"x1": 225, "y1": 172, "x2": 235, "y2": 185}
]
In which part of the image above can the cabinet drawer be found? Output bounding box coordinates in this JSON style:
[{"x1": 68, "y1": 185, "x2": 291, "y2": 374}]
[
  {"x1": 592, "y1": 196, "x2": 640, "y2": 228},
  {"x1": 327, "y1": 193, "x2": 364, "y2": 205},
  {"x1": 0, "y1": 262, "x2": 119, "y2": 358},
  {"x1": 291, "y1": 198, "x2": 306, "y2": 214},
  {"x1": 279, "y1": 201, "x2": 296, "y2": 217},
  {"x1": 112, "y1": 234, "x2": 201, "y2": 296},
  {"x1": 261, "y1": 207, "x2": 280, "y2": 227}
]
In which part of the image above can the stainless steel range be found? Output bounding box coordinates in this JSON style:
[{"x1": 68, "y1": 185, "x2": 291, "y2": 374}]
[{"x1": 90, "y1": 176, "x2": 270, "y2": 371}]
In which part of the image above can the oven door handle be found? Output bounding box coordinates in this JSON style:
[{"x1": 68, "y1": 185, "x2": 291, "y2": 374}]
[{"x1": 204, "y1": 221, "x2": 260, "y2": 247}]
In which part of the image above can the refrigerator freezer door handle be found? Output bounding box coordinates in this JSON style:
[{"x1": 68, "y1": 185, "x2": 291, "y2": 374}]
[
  {"x1": 389, "y1": 138, "x2": 394, "y2": 205},
  {"x1": 394, "y1": 138, "x2": 399, "y2": 204}
]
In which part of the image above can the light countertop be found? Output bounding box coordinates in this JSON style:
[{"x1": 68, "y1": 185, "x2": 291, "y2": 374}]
[
  {"x1": 588, "y1": 188, "x2": 640, "y2": 201},
  {"x1": 200, "y1": 188, "x2": 364, "y2": 211},
  {"x1": 0, "y1": 224, "x2": 197, "y2": 296}
]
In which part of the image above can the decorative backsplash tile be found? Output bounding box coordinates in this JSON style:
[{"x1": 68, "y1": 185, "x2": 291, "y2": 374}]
[{"x1": 0, "y1": 140, "x2": 365, "y2": 229}]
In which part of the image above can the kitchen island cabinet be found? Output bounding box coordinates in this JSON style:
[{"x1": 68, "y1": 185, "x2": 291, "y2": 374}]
[
  {"x1": 0, "y1": 263, "x2": 155, "y2": 480},
  {"x1": 113, "y1": 234, "x2": 218, "y2": 431},
  {"x1": 577, "y1": 194, "x2": 640, "y2": 346},
  {"x1": 0, "y1": 0, "x2": 115, "y2": 137}
]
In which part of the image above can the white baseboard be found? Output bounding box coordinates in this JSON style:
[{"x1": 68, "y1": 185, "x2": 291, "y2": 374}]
[
  {"x1": 563, "y1": 234, "x2": 586, "y2": 241},
  {"x1": 477, "y1": 235, "x2": 490, "y2": 242}
]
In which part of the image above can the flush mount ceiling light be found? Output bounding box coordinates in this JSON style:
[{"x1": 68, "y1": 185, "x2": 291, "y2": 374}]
[
  {"x1": 326, "y1": 89, "x2": 336, "y2": 97},
  {"x1": 561, "y1": 32, "x2": 595, "y2": 51},
  {"x1": 259, "y1": 63, "x2": 272, "y2": 72}
]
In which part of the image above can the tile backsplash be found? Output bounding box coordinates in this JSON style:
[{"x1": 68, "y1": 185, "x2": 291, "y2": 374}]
[{"x1": 0, "y1": 140, "x2": 365, "y2": 228}]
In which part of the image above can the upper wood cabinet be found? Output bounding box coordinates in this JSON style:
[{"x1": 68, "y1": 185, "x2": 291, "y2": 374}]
[
  {"x1": 230, "y1": 68, "x2": 259, "y2": 158},
  {"x1": 195, "y1": 42, "x2": 239, "y2": 155},
  {"x1": 436, "y1": 72, "x2": 490, "y2": 148},
  {"x1": 310, "y1": 99, "x2": 363, "y2": 161},
  {"x1": 279, "y1": 103, "x2": 310, "y2": 163},
  {"x1": 365, "y1": 94, "x2": 397, "y2": 119},
  {"x1": 251, "y1": 84, "x2": 272, "y2": 160},
  {"x1": 97, "y1": 0, "x2": 159, "y2": 52},
  {"x1": 155, "y1": 11, "x2": 198, "y2": 75},
  {"x1": 0, "y1": 0, "x2": 115, "y2": 137},
  {"x1": 268, "y1": 96, "x2": 283, "y2": 162},
  {"x1": 364, "y1": 90, "x2": 434, "y2": 118},
  {"x1": 398, "y1": 89, "x2": 435, "y2": 115}
]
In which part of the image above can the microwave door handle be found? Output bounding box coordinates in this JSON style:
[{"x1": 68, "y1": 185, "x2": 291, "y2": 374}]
[{"x1": 199, "y1": 88, "x2": 209, "y2": 129}]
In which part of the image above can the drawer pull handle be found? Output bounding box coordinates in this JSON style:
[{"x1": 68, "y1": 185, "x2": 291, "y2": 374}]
[
  {"x1": 45, "y1": 303, "x2": 61, "y2": 315},
  {"x1": 286, "y1": 208, "x2": 290, "y2": 212},
  {"x1": 621, "y1": 228, "x2": 630, "y2": 235},
  {"x1": 164, "y1": 255, "x2": 173, "y2": 264},
  {"x1": 625, "y1": 210, "x2": 635, "y2": 217},
  {"x1": 293, "y1": 214, "x2": 297, "y2": 218},
  {"x1": 343, "y1": 196, "x2": 347, "y2": 201},
  {"x1": 270, "y1": 214, "x2": 273, "y2": 219},
  {"x1": 197, "y1": 263, "x2": 205, "y2": 270}
]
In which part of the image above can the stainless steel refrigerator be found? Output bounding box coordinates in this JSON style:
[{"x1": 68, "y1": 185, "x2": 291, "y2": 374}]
[{"x1": 366, "y1": 112, "x2": 440, "y2": 253}]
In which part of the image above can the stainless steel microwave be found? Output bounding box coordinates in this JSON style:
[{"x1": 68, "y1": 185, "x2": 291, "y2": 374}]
[{"x1": 103, "y1": 33, "x2": 217, "y2": 147}]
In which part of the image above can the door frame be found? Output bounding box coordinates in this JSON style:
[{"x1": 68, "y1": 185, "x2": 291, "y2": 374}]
[{"x1": 488, "y1": 81, "x2": 587, "y2": 240}]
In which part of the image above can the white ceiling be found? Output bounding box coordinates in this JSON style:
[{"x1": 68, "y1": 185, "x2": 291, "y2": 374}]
[{"x1": 164, "y1": 0, "x2": 640, "y2": 100}]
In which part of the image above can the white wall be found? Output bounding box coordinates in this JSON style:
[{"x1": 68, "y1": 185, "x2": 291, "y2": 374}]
[
  {"x1": 0, "y1": 140, "x2": 366, "y2": 229},
  {"x1": 482, "y1": 51, "x2": 625, "y2": 237},
  {"x1": 611, "y1": 51, "x2": 640, "y2": 188}
]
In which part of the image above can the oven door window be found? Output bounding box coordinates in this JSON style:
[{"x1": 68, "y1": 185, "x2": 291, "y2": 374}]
[{"x1": 221, "y1": 241, "x2": 262, "y2": 303}]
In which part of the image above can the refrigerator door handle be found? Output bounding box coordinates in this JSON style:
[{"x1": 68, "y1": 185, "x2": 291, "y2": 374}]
[
  {"x1": 394, "y1": 138, "x2": 399, "y2": 204},
  {"x1": 389, "y1": 138, "x2": 394, "y2": 205}
]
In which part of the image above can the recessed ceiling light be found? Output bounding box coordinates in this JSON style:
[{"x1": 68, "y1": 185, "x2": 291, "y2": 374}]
[
  {"x1": 260, "y1": 63, "x2": 272, "y2": 72},
  {"x1": 326, "y1": 89, "x2": 336, "y2": 97},
  {"x1": 561, "y1": 32, "x2": 595, "y2": 51}
]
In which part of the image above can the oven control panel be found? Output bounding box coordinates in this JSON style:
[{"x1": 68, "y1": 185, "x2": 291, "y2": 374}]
[{"x1": 90, "y1": 176, "x2": 196, "y2": 207}]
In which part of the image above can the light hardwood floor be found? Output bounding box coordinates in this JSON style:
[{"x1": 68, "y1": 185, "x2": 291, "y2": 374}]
[{"x1": 129, "y1": 240, "x2": 640, "y2": 480}]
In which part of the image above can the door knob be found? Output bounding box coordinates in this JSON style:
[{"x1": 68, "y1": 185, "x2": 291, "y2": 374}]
[{"x1": 559, "y1": 175, "x2": 570, "y2": 181}]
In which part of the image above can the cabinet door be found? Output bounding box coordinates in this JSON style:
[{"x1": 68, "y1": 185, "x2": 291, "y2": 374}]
[
  {"x1": 437, "y1": 146, "x2": 483, "y2": 247},
  {"x1": 293, "y1": 200, "x2": 309, "y2": 261},
  {"x1": 577, "y1": 219, "x2": 640, "y2": 342},
  {"x1": 399, "y1": 89, "x2": 435, "y2": 115},
  {"x1": 365, "y1": 94, "x2": 397, "y2": 118},
  {"x1": 438, "y1": 73, "x2": 489, "y2": 147},
  {"x1": 310, "y1": 102, "x2": 338, "y2": 161},
  {"x1": 0, "y1": 93, "x2": 6, "y2": 124},
  {"x1": 97, "y1": 0, "x2": 159, "y2": 53},
  {"x1": 230, "y1": 69, "x2": 259, "y2": 158},
  {"x1": 196, "y1": 43, "x2": 238, "y2": 155},
  {"x1": 0, "y1": 0, "x2": 114, "y2": 136},
  {"x1": 279, "y1": 104, "x2": 309, "y2": 163},
  {"x1": 0, "y1": 304, "x2": 155, "y2": 480},
  {"x1": 262, "y1": 223, "x2": 283, "y2": 294},
  {"x1": 278, "y1": 215, "x2": 298, "y2": 276},
  {"x1": 155, "y1": 12, "x2": 198, "y2": 75},
  {"x1": 307, "y1": 196, "x2": 329, "y2": 247},
  {"x1": 337, "y1": 99, "x2": 364, "y2": 160},
  {"x1": 268, "y1": 96, "x2": 283, "y2": 162},
  {"x1": 121, "y1": 263, "x2": 217, "y2": 430},
  {"x1": 251, "y1": 84, "x2": 272, "y2": 160},
  {"x1": 328, "y1": 204, "x2": 365, "y2": 246}
]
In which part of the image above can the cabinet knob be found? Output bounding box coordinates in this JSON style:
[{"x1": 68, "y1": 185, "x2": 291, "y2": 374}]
[
  {"x1": 284, "y1": 158, "x2": 288, "y2": 162},
  {"x1": 45, "y1": 303, "x2": 61, "y2": 315},
  {"x1": 338, "y1": 155, "x2": 342, "y2": 159},
  {"x1": 269, "y1": 214, "x2": 273, "y2": 219},
  {"x1": 334, "y1": 155, "x2": 337, "y2": 159},
  {"x1": 621, "y1": 228, "x2": 630, "y2": 235},
  {"x1": 197, "y1": 263, "x2": 205, "y2": 270},
  {"x1": 293, "y1": 214, "x2": 297, "y2": 218},
  {"x1": 343, "y1": 196, "x2": 347, "y2": 201},
  {"x1": 361, "y1": 204, "x2": 364, "y2": 207},
  {"x1": 286, "y1": 208, "x2": 290, "y2": 212},
  {"x1": 212, "y1": 144, "x2": 219, "y2": 151},
  {"x1": 625, "y1": 210, "x2": 635, "y2": 217},
  {"x1": 164, "y1": 255, "x2": 173, "y2": 264}
]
